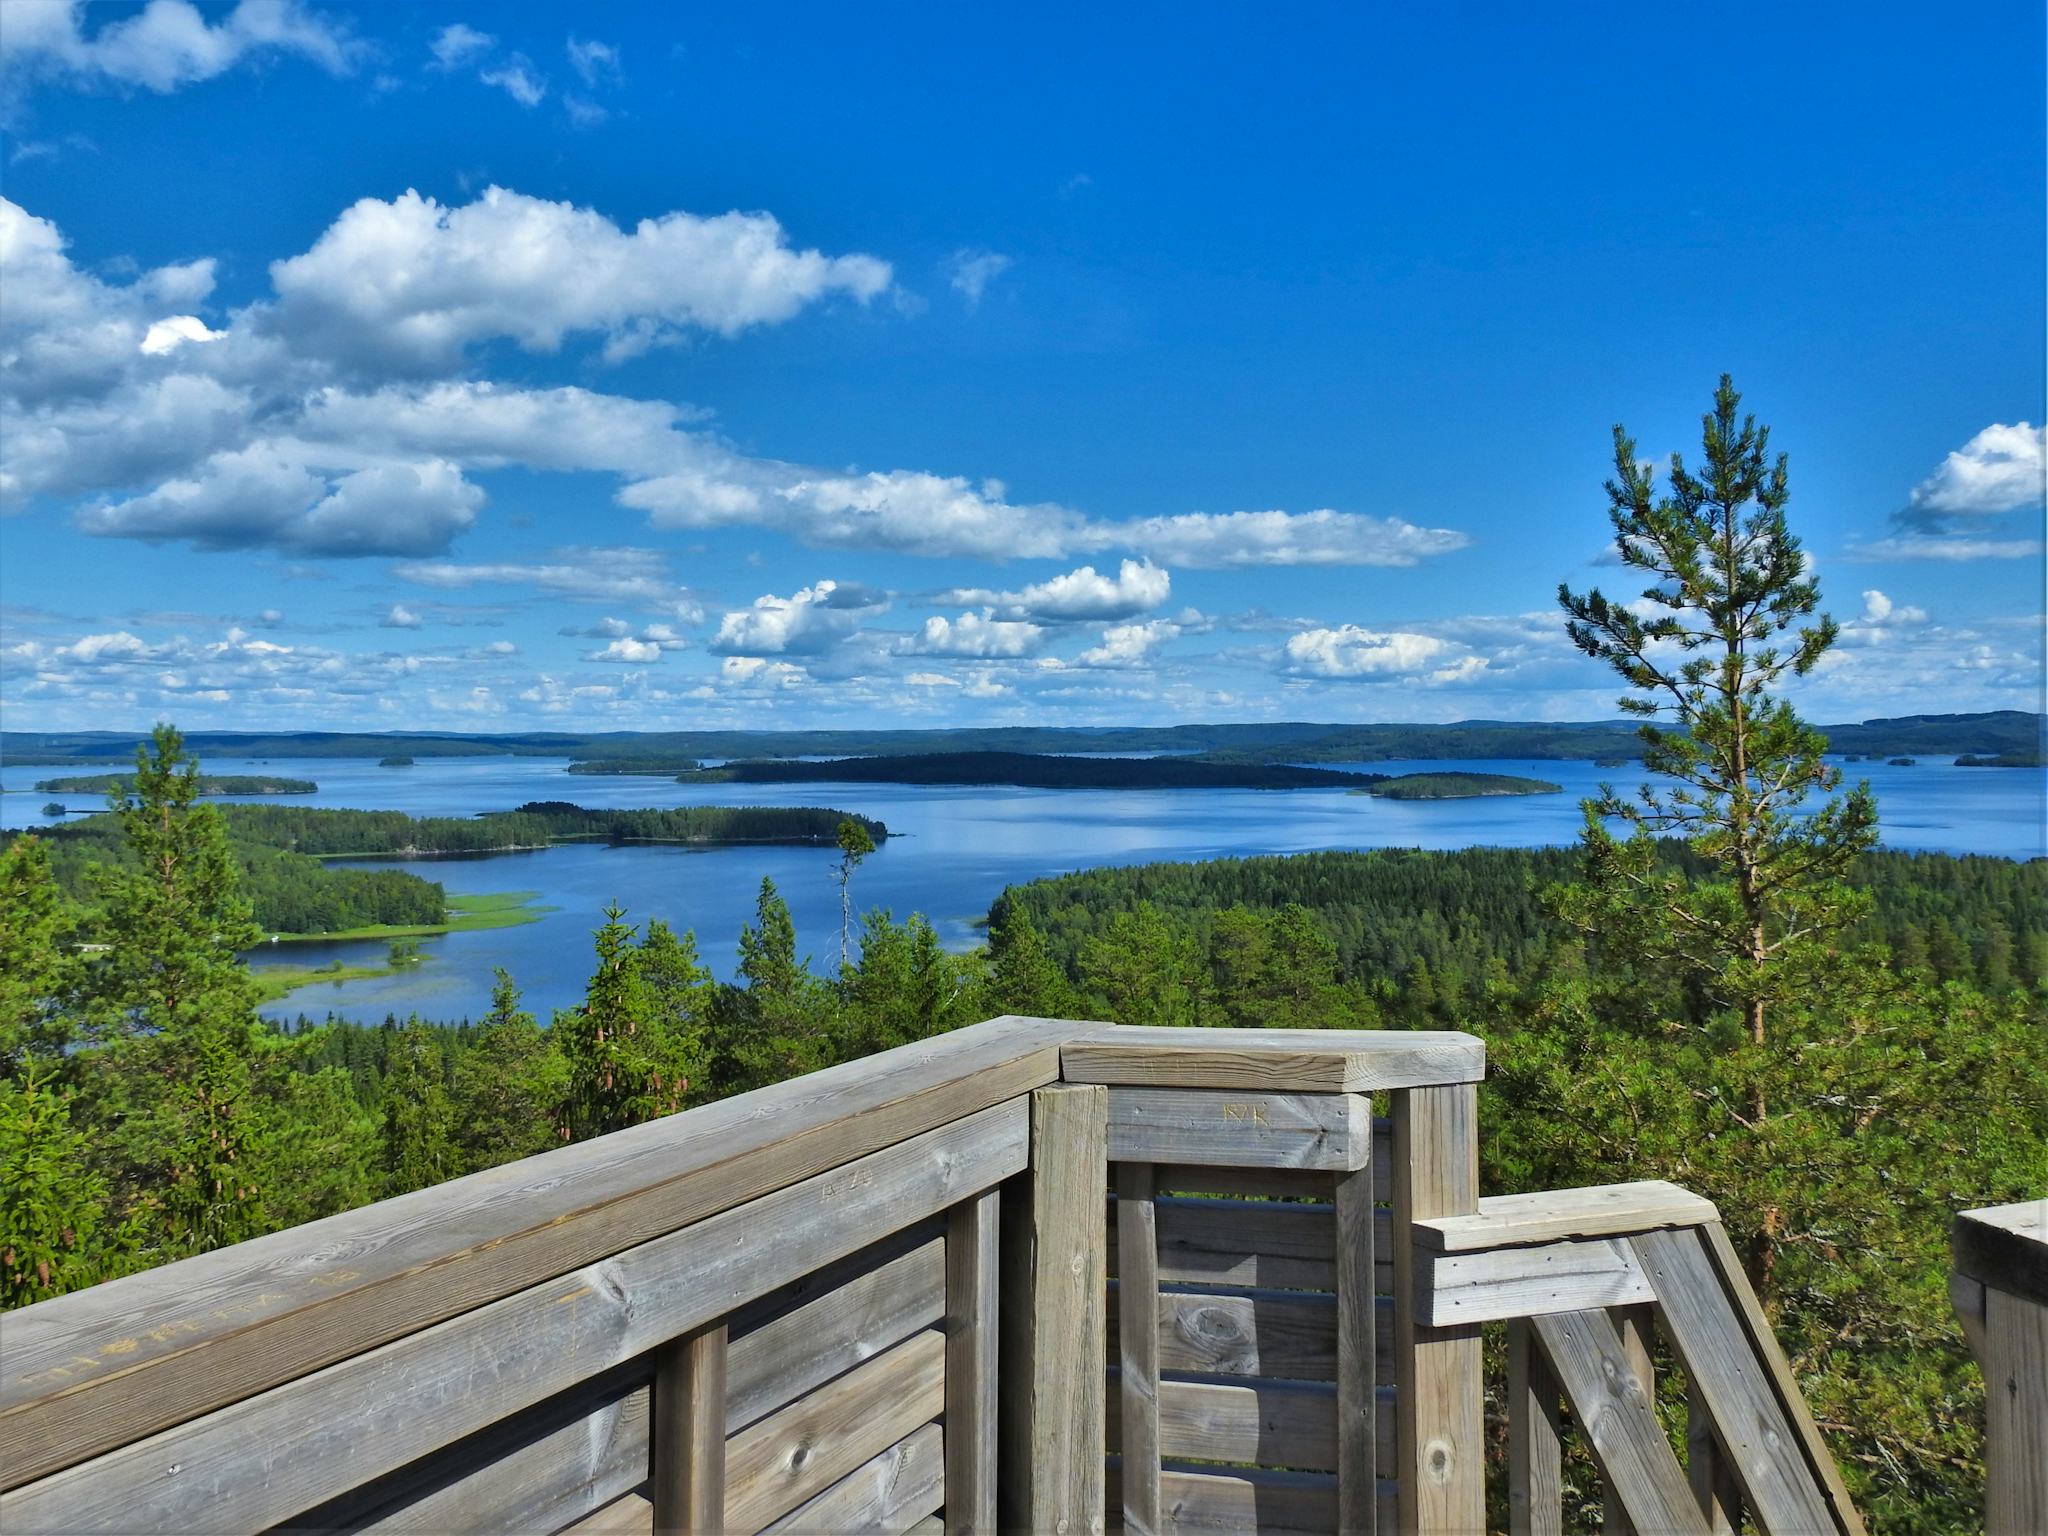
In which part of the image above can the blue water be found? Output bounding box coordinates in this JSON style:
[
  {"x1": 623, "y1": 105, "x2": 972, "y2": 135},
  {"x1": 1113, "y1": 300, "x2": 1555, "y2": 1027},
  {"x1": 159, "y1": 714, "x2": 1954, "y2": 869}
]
[{"x1": 3, "y1": 751, "x2": 2038, "y2": 1023}]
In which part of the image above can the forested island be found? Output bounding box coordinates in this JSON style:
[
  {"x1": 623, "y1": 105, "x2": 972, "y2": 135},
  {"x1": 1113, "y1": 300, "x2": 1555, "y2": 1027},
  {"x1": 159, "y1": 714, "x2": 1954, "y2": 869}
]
[
  {"x1": 682, "y1": 751, "x2": 1385, "y2": 790},
  {"x1": 567, "y1": 758, "x2": 703, "y2": 775},
  {"x1": 33, "y1": 773, "x2": 317, "y2": 796},
  {"x1": 227, "y1": 802, "x2": 889, "y2": 856},
  {"x1": 378, "y1": 756, "x2": 414, "y2": 767},
  {"x1": 7, "y1": 708, "x2": 2036, "y2": 767},
  {"x1": 1956, "y1": 751, "x2": 2045, "y2": 768},
  {"x1": 1358, "y1": 771, "x2": 1561, "y2": 799}
]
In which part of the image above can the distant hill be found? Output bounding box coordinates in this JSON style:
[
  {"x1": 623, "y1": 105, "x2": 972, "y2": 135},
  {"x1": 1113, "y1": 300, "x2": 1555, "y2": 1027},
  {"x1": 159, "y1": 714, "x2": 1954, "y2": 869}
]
[
  {"x1": 684, "y1": 752, "x2": 1385, "y2": 791},
  {"x1": 4, "y1": 711, "x2": 2037, "y2": 766}
]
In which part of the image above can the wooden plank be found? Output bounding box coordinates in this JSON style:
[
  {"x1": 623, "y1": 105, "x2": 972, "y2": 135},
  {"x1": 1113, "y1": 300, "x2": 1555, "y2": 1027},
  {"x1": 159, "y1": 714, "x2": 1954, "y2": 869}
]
[
  {"x1": 724, "y1": 1327, "x2": 946, "y2": 1534},
  {"x1": 1954, "y1": 1198, "x2": 2048, "y2": 1310},
  {"x1": 944, "y1": 1191, "x2": 999, "y2": 1536},
  {"x1": 1505, "y1": 1320, "x2": 1562, "y2": 1536},
  {"x1": 1530, "y1": 1310, "x2": 1704, "y2": 1535},
  {"x1": 1950, "y1": 1271, "x2": 1989, "y2": 1360},
  {"x1": 1, "y1": 1015, "x2": 1074, "y2": 1493},
  {"x1": 1063, "y1": 1027, "x2": 1483, "y2": 1093},
  {"x1": 287, "y1": 1361, "x2": 651, "y2": 1535},
  {"x1": 652, "y1": 1322, "x2": 725, "y2": 1536},
  {"x1": 1687, "y1": 1375, "x2": 1738, "y2": 1536},
  {"x1": 1632, "y1": 1227, "x2": 1846, "y2": 1536},
  {"x1": 1108, "y1": 1088, "x2": 1371, "y2": 1170},
  {"x1": 1146, "y1": 1463, "x2": 1398, "y2": 1535},
  {"x1": 1697, "y1": 1222, "x2": 1865, "y2": 1534},
  {"x1": 726, "y1": 1234, "x2": 945, "y2": 1434},
  {"x1": 1979, "y1": 1284, "x2": 2048, "y2": 1536},
  {"x1": 998, "y1": 1085, "x2": 1108, "y2": 1536},
  {"x1": 1335, "y1": 1162, "x2": 1377, "y2": 1535},
  {"x1": 1391, "y1": 1082, "x2": 1483, "y2": 1536},
  {"x1": 1156, "y1": 1165, "x2": 1341, "y2": 1202},
  {"x1": 1109, "y1": 1194, "x2": 1389, "y2": 1293},
  {"x1": 3, "y1": 1100, "x2": 1027, "y2": 1536},
  {"x1": 1602, "y1": 1305, "x2": 1655, "y2": 1536},
  {"x1": 1118, "y1": 1164, "x2": 1163, "y2": 1536},
  {"x1": 1119, "y1": 1286, "x2": 1396, "y2": 1382},
  {"x1": 759, "y1": 1420, "x2": 946, "y2": 1536},
  {"x1": 1108, "y1": 1372, "x2": 1396, "y2": 1475},
  {"x1": 560, "y1": 1488, "x2": 653, "y2": 1535},
  {"x1": 1416, "y1": 1236, "x2": 1654, "y2": 1326},
  {"x1": 1414, "y1": 1181, "x2": 1717, "y2": 1252}
]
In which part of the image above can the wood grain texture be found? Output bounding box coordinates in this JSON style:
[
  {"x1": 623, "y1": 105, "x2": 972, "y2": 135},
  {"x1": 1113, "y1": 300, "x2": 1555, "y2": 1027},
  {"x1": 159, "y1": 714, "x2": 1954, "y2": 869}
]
[
  {"x1": 1416, "y1": 1236, "x2": 1654, "y2": 1326},
  {"x1": 1335, "y1": 1163, "x2": 1377, "y2": 1536},
  {"x1": 1, "y1": 1015, "x2": 1072, "y2": 1494},
  {"x1": 944, "y1": 1190, "x2": 999, "y2": 1536},
  {"x1": 1632, "y1": 1227, "x2": 1846, "y2": 1536},
  {"x1": 286, "y1": 1360, "x2": 651, "y2": 1535},
  {"x1": 1155, "y1": 1165, "x2": 1344, "y2": 1203},
  {"x1": 724, "y1": 1328, "x2": 945, "y2": 1534},
  {"x1": 3, "y1": 1099, "x2": 1026, "y2": 1536},
  {"x1": 998, "y1": 1085, "x2": 1107, "y2": 1536},
  {"x1": 1117, "y1": 1164, "x2": 1163, "y2": 1536},
  {"x1": 1063, "y1": 1027, "x2": 1483, "y2": 1093},
  {"x1": 1107, "y1": 1462, "x2": 1399, "y2": 1535},
  {"x1": 1978, "y1": 1284, "x2": 2048, "y2": 1536},
  {"x1": 652, "y1": 1322, "x2": 725, "y2": 1536},
  {"x1": 1390, "y1": 1082, "x2": 1483, "y2": 1536},
  {"x1": 1108, "y1": 1088, "x2": 1371, "y2": 1170},
  {"x1": 1505, "y1": 1319, "x2": 1562, "y2": 1536},
  {"x1": 1954, "y1": 1198, "x2": 2048, "y2": 1311},
  {"x1": 1107, "y1": 1374, "x2": 1381, "y2": 1474},
  {"x1": 1111, "y1": 1286, "x2": 1395, "y2": 1385},
  {"x1": 1414, "y1": 1181, "x2": 1717, "y2": 1252},
  {"x1": 1687, "y1": 1374, "x2": 1739, "y2": 1536},
  {"x1": 1602, "y1": 1306, "x2": 1655, "y2": 1536},
  {"x1": 725, "y1": 1233, "x2": 945, "y2": 1435},
  {"x1": 1529, "y1": 1310, "x2": 1706, "y2": 1536},
  {"x1": 1109, "y1": 1194, "x2": 1393, "y2": 1293},
  {"x1": 758, "y1": 1420, "x2": 946, "y2": 1536}
]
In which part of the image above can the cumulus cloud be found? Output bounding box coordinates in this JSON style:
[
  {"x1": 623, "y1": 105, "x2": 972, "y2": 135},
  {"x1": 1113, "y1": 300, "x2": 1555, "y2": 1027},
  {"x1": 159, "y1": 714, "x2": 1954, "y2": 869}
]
[
  {"x1": 903, "y1": 612, "x2": 1044, "y2": 659},
  {"x1": 711, "y1": 579, "x2": 887, "y2": 656},
  {"x1": 381, "y1": 603, "x2": 423, "y2": 629},
  {"x1": 939, "y1": 558, "x2": 1170, "y2": 621},
  {"x1": 1857, "y1": 424, "x2": 2046, "y2": 562},
  {"x1": 945, "y1": 249, "x2": 1012, "y2": 307},
  {"x1": 139, "y1": 314, "x2": 223, "y2": 354},
  {"x1": 1283, "y1": 625, "x2": 1486, "y2": 684},
  {"x1": 1074, "y1": 619, "x2": 1177, "y2": 669},
  {"x1": 2, "y1": 0, "x2": 358, "y2": 97},
  {"x1": 267, "y1": 187, "x2": 893, "y2": 371},
  {"x1": 1125, "y1": 509, "x2": 1471, "y2": 568},
  {"x1": 588, "y1": 636, "x2": 660, "y2": 663}
]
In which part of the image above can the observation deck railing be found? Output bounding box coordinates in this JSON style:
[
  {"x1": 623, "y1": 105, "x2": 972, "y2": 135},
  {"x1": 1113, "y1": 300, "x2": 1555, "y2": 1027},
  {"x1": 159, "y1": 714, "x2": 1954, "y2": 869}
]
[{"x1": 0, "y1": 1017, "x2": 2028, "y2": 1533}]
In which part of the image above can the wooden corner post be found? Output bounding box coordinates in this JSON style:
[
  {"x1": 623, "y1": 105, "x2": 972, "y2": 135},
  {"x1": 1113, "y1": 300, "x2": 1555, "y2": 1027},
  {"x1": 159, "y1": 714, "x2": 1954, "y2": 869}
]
[
  {"x1": 1392, "y1": 1082, "x2": 1482, "y2": 1535},
  {"x1": 1000, "y1": 1083, "x2": 1108, "y2": 1536}
]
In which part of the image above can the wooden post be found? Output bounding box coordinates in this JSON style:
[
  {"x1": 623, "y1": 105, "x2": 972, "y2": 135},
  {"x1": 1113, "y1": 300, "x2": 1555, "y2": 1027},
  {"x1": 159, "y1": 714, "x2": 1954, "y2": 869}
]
[
  {"x1": 947, "y1": 1190, "x2": 1001, "y2": 1535},
  {"x1": 1506, "y1": 1318, "x2": 1563, "y2": 1536},
  {"x1": 1334, "y1": 1127, "x2": 1377, "y2": 1535},
  {"x1": 1000, "y1": 1084, "x2": 1108, "y2": 1536},
  {"x1": 1687, "y1": 1376, "x2": 1739, "y2": 1534},
  {"x1": 653, "y1": 1321, "x2": 727, "y2": 1535},
  {"x1": 1391, "y1": 1082, "x2": 1482, "y2": 1536},
  {"x1": 1603, "y1": 1305, "x2": 1655, "y2": 1535},
  {"x1": 1954, "y1": 1201, "x2": 2048, "y2": 1536},
  {"x1": 1116, "y1": 1163, "x2": 1162, "y2": 1536}
]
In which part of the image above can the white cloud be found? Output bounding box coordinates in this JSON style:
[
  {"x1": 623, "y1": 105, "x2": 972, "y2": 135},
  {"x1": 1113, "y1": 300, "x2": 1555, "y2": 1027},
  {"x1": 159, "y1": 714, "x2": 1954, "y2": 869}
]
[
  {"x1": 712, "y1": 579, "x2": 886, "y2": 656},
  {"x1": 139, "y1": 314, "x2": 223, "y2": 354},
  {"x1": 566, "y1": 36, "x2": 620, "y2": 86},
  {"x1": 2, "y1": 0, "x2": 358, "y2": 96},
  {"x1": 267, "y1": 187, "x2": 893, "y2": 372},
  {"x1": 1853, "y1": 533, "x2": 2044, "y2": 563},
  {"x1": 945, "y1": 249, "x2": 1013, "y2": 307},
  {"x1": 381, "y1": 603, "x2": 423, "y2": 629},
  {"x1": 721, "y1": 656, "x2": 808, "y2": 689},
  {"x1": 1908, "y1": 423, "x2": 2044, "y2": 517},
  {"x1": 1283, "y1": 626, "x2": 1456, "y2": 678},
  {"x1": 428, "y1": 23, "x2": 493, "y2": 69},
  {"x1": 395, "y1": 546, "x2": 686, "y2": 604},
  {"x1": 904, "y1": 612, "x2": 1045, "y2": 659},
  {"x1": 1126, "y1": 509, "x2": 1472, "y2": 568},
  {"x1": 1074, "y1": 619, "x2": 1176, "y2": 668},
  {"x1": 589, "y1": 636, "x2": 661, "y2": 663},
  {"x1": 940, "y1": 558, "x2": 1170, "y2": 621},
  {"x1": 478, "y1": 54, "x2": 546, "y2": 107}
]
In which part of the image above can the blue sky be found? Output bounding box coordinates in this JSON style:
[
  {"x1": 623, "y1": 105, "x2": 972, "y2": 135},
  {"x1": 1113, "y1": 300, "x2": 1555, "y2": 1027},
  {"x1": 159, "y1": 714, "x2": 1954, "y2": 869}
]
[{"x1": 2, "y1": 0, "x2": 2042, "y2": 732}]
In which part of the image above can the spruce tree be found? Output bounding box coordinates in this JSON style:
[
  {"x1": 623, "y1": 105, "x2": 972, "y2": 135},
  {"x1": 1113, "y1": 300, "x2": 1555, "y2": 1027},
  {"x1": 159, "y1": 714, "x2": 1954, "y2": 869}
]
[
  {"x1": 455, "y1": 970, "x2": 567, "y2": 1166},
  {"x1": 1556, "y1": 376, "x2": 1879, "y2": 1047},
  {"x1": 0, "y1": 836, "x2": 83, "y2": 1077},
  {"x1": 986, "y1": 905, "x2": 1071, "y2": 1018},
  {"x1": 556, "y1": 904, "x2": 654, "y2": 1139},
  {"x1": 380, "y1": 1017, "x2": 457, "y2": 1194}
]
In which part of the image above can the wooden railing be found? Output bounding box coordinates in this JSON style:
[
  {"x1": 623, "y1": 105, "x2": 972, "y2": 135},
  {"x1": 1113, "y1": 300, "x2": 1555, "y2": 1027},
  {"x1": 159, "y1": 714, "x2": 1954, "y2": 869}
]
[
  {"x1": 1952, "y1": 1198, "x2": 2048, "y2": 1536},
  {"x1": 0, "y1": 1016, "x2": 1908, "y2": 1536}
]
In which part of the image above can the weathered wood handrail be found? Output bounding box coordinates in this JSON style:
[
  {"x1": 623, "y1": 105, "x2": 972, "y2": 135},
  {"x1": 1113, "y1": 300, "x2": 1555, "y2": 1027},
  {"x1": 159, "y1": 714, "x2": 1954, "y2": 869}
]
[
  {"x1": 1412, "y1": 1180, "x2": 1866, "y2": 1536},
  {"x1": 1952, "y1": 1198, "x2": 2048, "y2": 1536},
  {"x1": 0, "y1": 1020, "x2": 1897, "y2": 1536}
]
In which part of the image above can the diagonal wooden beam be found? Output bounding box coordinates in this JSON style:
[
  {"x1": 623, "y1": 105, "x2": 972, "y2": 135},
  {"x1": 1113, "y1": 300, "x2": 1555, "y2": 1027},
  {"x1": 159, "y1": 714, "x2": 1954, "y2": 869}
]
[{"x1": 1529, "y1": 1309, "x2": 1708, "y2": 1536}]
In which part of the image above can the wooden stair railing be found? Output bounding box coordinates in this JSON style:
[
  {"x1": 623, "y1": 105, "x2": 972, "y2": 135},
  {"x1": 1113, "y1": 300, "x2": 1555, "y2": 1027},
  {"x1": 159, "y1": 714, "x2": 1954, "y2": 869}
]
[
  {"x1": 1412, "y1": 1182, "x2": 1866, "y2": 1536},
  {"x1": 1951, "y1": 1198, "x2": 2048, "y2": 1536}
]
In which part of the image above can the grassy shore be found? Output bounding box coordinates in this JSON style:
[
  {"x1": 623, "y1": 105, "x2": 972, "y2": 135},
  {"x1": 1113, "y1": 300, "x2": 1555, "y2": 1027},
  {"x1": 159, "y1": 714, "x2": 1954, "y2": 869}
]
[{"x1": 262, "y1": 890, "x2": 550, "y2": 944}]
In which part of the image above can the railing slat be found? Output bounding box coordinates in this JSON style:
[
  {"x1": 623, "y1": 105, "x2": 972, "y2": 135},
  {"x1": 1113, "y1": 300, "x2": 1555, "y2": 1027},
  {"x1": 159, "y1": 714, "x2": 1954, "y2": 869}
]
[
  {"x1": 1505, "y1": 1318, "x2": 1563, "y2": 1536},
  {"x1": 1335, "y1": 1158, "x2": 1378, "y2": 1536},
  {"x1": 651, "y1": 1322, "x2": 725, "y2": 1536},
  {"x1": 1116, "y1": 1163, "x2": 1163, "y2": 1536},
  {"x1": 943, "y1": 1191, "x2": 1000, "y2": 1536},
  {"x1": 761, "y1": 1420, "x2": 946, "y2": 1536},
  {"x1": 1601, "y1": 1304, "x2": 1656, "y2": 1536},
  {"x1": 1529, "y1": 1310, "x2": 1706, "y2": 1536}
]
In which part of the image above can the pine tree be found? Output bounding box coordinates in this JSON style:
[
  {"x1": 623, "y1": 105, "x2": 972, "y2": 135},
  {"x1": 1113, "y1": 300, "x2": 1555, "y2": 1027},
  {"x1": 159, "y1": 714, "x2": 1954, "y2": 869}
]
[
  {"x1": 833, "y1": 818, "x2": 876, "y2": 969},
  {"x1": 987, "y1": 905, "x2": 1070, "y2": 1017},
  {"x1": 380, "y1": 1016, "x2": 457, "y2": 1194},
  {"x1": 1555, "y1": 376, "x2": 1879, "y2": 1046},
  {"x1": 0, "y1": 836, "x2": 83, "y2": 1077},
  {"x1": 0, "y1": 1066, "x2": 131, "y2": 1306},
  {"x1": 722, "y1": 879, "x2": 834, "y2": 1090},
  {"x1": 636, "y1": 920, "x2": 712, "y2": 1113},
  {"x1": 454, "y1": 970, "x2": 567, "y2": 1167},
  {"x1": 555, "y1": 904, "x2": 654, "y2": 1140}
]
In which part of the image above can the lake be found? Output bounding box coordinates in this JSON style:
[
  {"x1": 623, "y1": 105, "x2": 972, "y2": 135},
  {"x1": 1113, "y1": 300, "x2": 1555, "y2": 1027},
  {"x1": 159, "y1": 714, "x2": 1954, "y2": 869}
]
[{"x1": 3, "y1": 751, "x2": 2039, "y2": 1023}]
